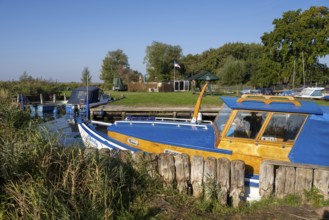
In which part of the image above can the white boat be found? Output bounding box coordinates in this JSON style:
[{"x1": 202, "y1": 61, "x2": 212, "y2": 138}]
[{"x1": 295, "y1": 87, "x2": 325, "y2": 99}]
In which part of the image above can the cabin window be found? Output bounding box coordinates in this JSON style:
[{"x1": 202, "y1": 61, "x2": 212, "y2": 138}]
[
  {"x1": 226, "y1": 111, "x2": 268, "y2": 139},
  {"x1": 261, "y1": 113, "x2": 306, "y2": 142},
  {"x1": 214, "y1": 104, "x2": 232, "y2": 132}
]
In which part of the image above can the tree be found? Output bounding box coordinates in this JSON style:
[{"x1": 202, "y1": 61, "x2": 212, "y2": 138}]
[
  {"x1": 219, "y1": 56, "x2": 247, "y2": 85},
  {"x1": 261, "y1": 6, "x2": 329, "y2": 86},
  {"x1": 81, "y1": 67, "x2": 92, "y2": 85},
  {"x1": 144, "y1": 41, "x2": 183, "y2": 81},
  {"x1": 19, "y1": 71, "x2": 33, "y2": 82},
  {"x1": 100, "y1": 49, "x2": 129, "y2": 88}
]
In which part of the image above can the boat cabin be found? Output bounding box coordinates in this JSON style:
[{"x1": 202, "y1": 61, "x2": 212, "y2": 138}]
[
  {"x1": 67, "y1": 86, "x2": 105, "y2": 105},
  {"x1": 66, "y1": 86, "x2": 111, "y2": 114},
  {"x1": 214, "y1": 95, "x2": 329, "y2": 174}
]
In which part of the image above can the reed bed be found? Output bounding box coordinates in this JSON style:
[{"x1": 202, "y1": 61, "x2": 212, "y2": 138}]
[{"x1": 0, "y1": 97, "x2": 162, "y2": 219}]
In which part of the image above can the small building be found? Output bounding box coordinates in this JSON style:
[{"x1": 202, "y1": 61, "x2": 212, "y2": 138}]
[
  {"x1": 174, "y1": 80, "x2": 190, "y2": 92},
  {"x1": 187, "y1": 71, "x2": 219, "y2": 94}
]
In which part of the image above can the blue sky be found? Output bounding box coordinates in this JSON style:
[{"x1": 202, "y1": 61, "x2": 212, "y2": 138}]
[{"x1": 0, "y1": 1, "x2": 328, "y2": 82}]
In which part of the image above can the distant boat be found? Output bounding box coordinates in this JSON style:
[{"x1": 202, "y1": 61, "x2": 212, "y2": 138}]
[
  {"x1": 66, "y1": 86, "x2": 112, "y2": 114},
  {"x1": 295, "y1": 87, "x2": 325, "y2": 99}
]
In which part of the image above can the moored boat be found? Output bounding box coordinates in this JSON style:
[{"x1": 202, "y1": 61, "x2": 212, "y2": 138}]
[
  {"x1": 295, "y1": 87, "x2": 325, "y2": 99},
  {"x1": 66, "y1": 86, "x2": 111, "y2": 114},
  {"x1": 77, "y1": 83, "x2": 329, "y2": 200}
]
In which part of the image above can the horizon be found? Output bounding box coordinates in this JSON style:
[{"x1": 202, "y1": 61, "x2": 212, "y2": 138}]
[{"x1": 0, "y1": 1, "x2": 328, "y2": 83}]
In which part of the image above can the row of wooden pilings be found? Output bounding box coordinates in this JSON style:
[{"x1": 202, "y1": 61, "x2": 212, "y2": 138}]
[
  {"x1": 86, "y1": 148, "x2": 245, "y2": 207},
  {"x1": 260, "y1": 160, "x2": 329, "y2": 200},
  {"x1": 85, "y1": 148, "x2": 329, "y2": 208}
]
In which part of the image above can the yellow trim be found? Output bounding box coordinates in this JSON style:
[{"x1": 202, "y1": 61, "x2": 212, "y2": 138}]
[
  {"x1": 237, "y1": 95, "x2": 301, "y2": 106},
  {"x1": 192, "y1": 81, "x2": 209, "y2": 121},
  {"x1": 108, "y1": 130, "x2": 262, "y2": 174}
]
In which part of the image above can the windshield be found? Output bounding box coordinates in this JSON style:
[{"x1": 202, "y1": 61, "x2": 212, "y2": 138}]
[{"x1": 214, "y1": 104, "x2": 232, "y2": 133}]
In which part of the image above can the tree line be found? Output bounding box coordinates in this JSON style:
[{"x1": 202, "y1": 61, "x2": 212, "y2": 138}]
[{"x1": 100, "y1": 6, "x2": 329, "y2": 89}]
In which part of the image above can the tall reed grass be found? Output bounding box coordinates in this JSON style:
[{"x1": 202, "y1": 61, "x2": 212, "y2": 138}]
[{"x1": 0, "y1": 97, "x2": 161, "y2": 219}]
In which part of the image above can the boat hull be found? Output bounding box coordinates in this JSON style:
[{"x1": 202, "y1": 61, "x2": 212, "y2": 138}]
[{"x1": 77, "y1": 118, "x2": 261, "y2": 200}]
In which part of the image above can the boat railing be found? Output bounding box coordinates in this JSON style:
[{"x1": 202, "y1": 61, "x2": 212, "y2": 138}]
[
  {"x1": 238, "y1": 94, "x2": 301, "y2": 106},
  {"x1": 155, "y1": 117, "x2": 213, "y2": 124},
  {"x1": 91, "y1": 120, "x2": 113, "y2": 126},
  {"x1": 115, "y1": 120, "x2": 210, "y2": 130}
]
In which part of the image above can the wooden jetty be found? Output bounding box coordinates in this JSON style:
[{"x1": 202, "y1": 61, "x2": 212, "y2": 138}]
[{"x1": 90, "y1": 105, "x2": 221, "y2": 120}]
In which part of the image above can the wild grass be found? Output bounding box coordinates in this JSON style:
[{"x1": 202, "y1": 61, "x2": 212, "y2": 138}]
[{"x1": 0, "y1": 97, "x2": 162, "y2": 219}]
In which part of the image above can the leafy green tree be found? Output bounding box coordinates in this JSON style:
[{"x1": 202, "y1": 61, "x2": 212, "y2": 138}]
[
  {"x1": 100, "y1": 49, "x2": 129, "y2": 88},
  {"x1": 261, "y1": 6, "x2": 329, "y2": 86},
  {"x1": 144, "y1": 41, "x2": 183, "y2": 81},
  {"x1": 219, "y1": 56, "x2": 247, "y2": 85},
  {"x1": 19, "y1": 71, "x2": 33, "y2": 82},
  {"x1": 250, "y1": 56, "x2": 281, "y2": 88},
  {"x1": 81, "y1": 67, "x2": 92, "y2": 85}
]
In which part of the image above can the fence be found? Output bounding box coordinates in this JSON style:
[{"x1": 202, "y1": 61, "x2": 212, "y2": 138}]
[
  {"x1": 260, "y1": 160, "x2": 329, "y2": 199},
  {"x1": 85, "y1": 148, "x2": 329, "y2": 207}
]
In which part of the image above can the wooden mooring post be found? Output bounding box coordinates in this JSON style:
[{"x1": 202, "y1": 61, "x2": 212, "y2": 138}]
[{"x1": 260, "y1": 160, "x2": 329, "y2": 199}]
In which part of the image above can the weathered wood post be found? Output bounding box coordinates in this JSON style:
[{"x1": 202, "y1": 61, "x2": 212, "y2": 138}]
[
  {"x1": 40, "y1": 93, "x2": 44, "y2": 104},
  {"x1": 110, "y1": 149, "x2": 121, "y2": 158},
  {"x1": 313, "y1": 169, "x2": 329, "y2": 200},
  {"x1": 191, "y1": 155, "x2": 204, "y2": 198},
  {"x1": 175, "y1": 154, "x2": 190, "y2": 194},
  {"x1": 84, "y1": 147, "x2": 98, "y2": 159},
  {"x1": 295, "y1": 168, "x2": 313, "y2": 197},
  {"x1": 99, "y1": 148, "x2": 111, "y2": 156},
  {"x1": 275, "y1": 166, "x2": 296, "y2": 198},
  {"x1": 259, "y1": 162, "x2": 275, "y2": 198},
  {"x1": 204, "y1": 157, "x2": 217, "y2": 201},
  {"x1": 132, "y1": 151, "x2": 145, "y2": 170},
  {"x1": 275, "y1": 166, "x2": 285, "y2": 198},
  {"x1": 285, "y1": 167, "x2": 296, "y2": 195},
  {"x1": 145, "y1": 153, "x2": 158, "y2": 178},
  {"x1": 158, "y1": 153, "x2": 175, "y2": 188},
  {"x1": 230, "y1": 160, "x2": 245, "y2": 208},
  {"x1": 216, "y1": 158, "x2": 230, "y2": 205},
  {"x1": 53, "y1": 93, "x2": 56, "y2": 103},
  {"x1": 119, "y1": 150, "x2": 132, "y2": 163}
]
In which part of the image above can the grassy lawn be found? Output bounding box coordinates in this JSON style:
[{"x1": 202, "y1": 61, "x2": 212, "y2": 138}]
[
  {"x1": 107, "y1": 91, "x2": 224, "y2": 107},
  {"x1": 106, "y1": 90, "x2": 329, "y2": 107}
]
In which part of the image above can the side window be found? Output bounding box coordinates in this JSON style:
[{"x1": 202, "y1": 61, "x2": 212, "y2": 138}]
[
  {"x1": 261, "y1": 113, "x2": 306, "y2": 142},
  {"x1": 214, "y1": 104, "x2": 232, "y2": 132},
  {"x1": 226, "y1": 111, "x2": 268, "y2": 139}
]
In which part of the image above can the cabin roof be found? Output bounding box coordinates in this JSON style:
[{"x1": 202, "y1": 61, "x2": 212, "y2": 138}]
[
  {"x1": 221, "y1": 96, "x2": 323, "y2": 115},
  {"x1": 72, "y1": 86, "x2": 99, "y2": 92}
]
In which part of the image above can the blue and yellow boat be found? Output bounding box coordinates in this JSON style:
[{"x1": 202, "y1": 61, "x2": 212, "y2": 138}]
[{"x1": 77, "y1": 83, "x2": 329, "y2": 198}]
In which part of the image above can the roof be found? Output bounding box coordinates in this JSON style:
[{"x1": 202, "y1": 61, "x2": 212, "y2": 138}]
[
  {"x1": 187, "y1": 71, "x2": 219, "y2": 81},
  {"x1": 67, "y1": 86, "x2": 101, "y2": 104},
  {"x1": 221, "y1": 96, "x2": 323, "y2": 115},
  {"x1": 72, "y1": 86, "x2": 99, "y2": 92}
]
